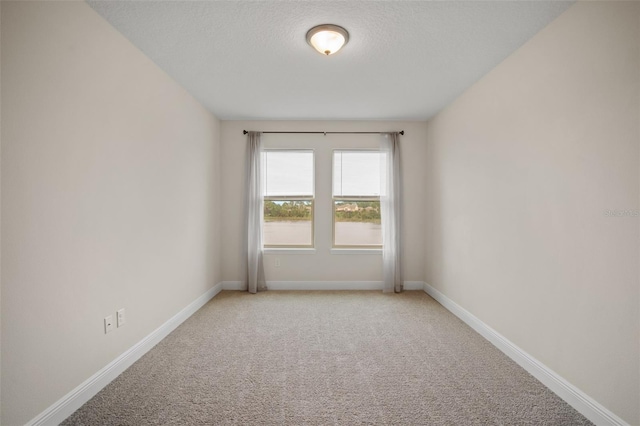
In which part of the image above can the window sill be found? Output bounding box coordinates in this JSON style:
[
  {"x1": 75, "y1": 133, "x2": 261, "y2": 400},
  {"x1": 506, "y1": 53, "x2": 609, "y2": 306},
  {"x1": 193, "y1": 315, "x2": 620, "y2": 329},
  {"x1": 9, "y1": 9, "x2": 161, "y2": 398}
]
[
  {"x1": 330, "y1": 249, "x2": 382, "y2": 255},
  {"x1": 264, "y1": 248, "x2": 316, "y2": 255}
]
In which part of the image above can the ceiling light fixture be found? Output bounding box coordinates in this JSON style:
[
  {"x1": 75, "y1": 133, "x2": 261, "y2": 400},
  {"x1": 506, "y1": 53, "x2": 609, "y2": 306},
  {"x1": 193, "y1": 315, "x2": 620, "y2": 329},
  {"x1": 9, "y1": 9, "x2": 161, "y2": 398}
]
[{"x1": 306, "y1": 24, "x2": 349, "y2": 56}]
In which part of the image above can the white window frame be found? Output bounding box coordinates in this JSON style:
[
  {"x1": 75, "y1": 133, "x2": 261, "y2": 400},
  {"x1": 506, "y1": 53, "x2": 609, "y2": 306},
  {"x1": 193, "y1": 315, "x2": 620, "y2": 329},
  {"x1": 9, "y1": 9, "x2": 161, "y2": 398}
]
[
  {"x1": 263, "y1": 149, "x2": 315, "y2": 249},
  {"x1": 332, "y1": 149, "x2": 382, "y2": 249}
]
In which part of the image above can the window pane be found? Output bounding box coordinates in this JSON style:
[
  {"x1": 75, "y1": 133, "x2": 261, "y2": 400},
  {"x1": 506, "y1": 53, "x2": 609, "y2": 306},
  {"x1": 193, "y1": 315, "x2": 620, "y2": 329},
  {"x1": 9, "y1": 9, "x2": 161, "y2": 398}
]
[
  {"x1": 264, "y1": 200, "x2": 313, "y2": 246},
  {"x1": 333, "y1": 151, "x2": 384, "y2": 197},
  {"x1": 263, "y1": 151, "x2": 314, "y2": 197},
  {"x1": 334, "y1": 201, "x2": 381, "y2": 246}
]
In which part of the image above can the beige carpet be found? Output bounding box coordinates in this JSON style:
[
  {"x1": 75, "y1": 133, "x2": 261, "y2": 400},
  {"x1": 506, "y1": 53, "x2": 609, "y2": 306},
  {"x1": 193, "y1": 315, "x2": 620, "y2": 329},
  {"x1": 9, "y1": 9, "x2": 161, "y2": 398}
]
[{"x1": 63, "y1": 291, "x2": 592, "y2": 425}]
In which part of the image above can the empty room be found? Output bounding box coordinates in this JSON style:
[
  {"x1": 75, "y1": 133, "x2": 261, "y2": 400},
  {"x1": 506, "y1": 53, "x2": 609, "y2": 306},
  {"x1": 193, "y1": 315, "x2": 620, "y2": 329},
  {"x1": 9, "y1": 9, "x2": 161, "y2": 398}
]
[{"x1": 1, "y1": 1, "x2": 638, "y2": 425}]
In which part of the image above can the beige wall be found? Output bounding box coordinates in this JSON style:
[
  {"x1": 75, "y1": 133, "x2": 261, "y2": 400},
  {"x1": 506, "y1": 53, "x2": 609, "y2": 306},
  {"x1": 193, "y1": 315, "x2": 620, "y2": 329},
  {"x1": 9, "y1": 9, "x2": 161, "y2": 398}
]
[
  {"x1": 424, "y1": 2, "x2": 639, "y2": 424},
  {"x1": 220, "y1": 120, "x2": 427, "y2": 284},
  {"x1": 1, "y1": 2, "x2": 221, "y2": 424}
]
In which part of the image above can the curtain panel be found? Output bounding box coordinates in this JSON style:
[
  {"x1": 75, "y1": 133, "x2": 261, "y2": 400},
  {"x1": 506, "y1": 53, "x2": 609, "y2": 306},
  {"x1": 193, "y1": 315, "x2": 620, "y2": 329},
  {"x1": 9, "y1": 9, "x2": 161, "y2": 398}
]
[
  {"x1": 246, "y1": 131, "x2": 266, "y2": 293},
  {"x1": 381, "y1": 132, "x2": 402, "y2": 293}
]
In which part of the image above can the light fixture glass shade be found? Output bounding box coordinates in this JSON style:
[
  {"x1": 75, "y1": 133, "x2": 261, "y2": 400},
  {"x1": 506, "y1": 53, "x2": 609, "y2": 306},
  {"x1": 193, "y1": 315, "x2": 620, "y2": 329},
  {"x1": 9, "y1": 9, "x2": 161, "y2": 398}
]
[{"x1": 306, "y1": 24, "x2": 349, "y2": 56}]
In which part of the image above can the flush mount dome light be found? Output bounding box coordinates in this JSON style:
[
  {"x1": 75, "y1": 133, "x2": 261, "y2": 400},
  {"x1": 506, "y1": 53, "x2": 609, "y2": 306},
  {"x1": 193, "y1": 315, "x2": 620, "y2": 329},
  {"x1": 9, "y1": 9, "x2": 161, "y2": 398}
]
[{"x1": 306, "y1": 24, "x2": 349, "y2": 56}]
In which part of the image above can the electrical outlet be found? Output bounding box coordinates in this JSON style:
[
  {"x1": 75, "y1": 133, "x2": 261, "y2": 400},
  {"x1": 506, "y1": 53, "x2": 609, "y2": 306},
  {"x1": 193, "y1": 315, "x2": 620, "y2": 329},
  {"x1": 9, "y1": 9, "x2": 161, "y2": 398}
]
[
  {"x1": 275, "y1": 258, "x2": 281, "y2": 268},
  {"x1": 104, "y1": 315, "x2": 114, "y2": 334},
  {"x1": 117, "y1": 308, "x2": 126, "y2": 327}
]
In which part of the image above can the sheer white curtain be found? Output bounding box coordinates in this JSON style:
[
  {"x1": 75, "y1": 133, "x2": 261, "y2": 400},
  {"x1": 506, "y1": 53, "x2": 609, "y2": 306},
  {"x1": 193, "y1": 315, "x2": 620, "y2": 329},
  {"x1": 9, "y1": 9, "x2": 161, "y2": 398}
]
[
  {"x1": 380, "y1": 132, "x2": 402, "y2": 293},
  {"x1": 246, "y1": 131, "x2": 266, "y2": 293}
]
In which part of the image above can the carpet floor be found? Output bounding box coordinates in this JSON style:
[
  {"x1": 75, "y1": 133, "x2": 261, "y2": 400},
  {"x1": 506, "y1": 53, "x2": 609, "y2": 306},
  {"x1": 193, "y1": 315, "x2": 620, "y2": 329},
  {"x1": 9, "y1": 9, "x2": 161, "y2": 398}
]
[{"x1": 63, "y1": 291, "x2": 592, "y2": 425}]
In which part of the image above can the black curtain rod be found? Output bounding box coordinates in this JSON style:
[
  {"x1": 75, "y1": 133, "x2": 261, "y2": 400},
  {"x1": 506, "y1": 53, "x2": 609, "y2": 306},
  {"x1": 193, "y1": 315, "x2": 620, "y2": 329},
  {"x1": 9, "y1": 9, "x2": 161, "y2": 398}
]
[{"x1": 242, "y1": 130, "x2": 404, "y2": 135}]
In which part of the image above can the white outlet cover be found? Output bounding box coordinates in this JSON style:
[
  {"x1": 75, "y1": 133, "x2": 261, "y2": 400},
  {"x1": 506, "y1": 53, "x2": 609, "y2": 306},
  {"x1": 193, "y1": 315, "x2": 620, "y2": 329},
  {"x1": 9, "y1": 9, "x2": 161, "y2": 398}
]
[
  {"x1": 117, "y1": 308, "x2": 126, "y2": 327},
  {"x1": 104, "y1": 315, "x2": 114, "y2": 334}
]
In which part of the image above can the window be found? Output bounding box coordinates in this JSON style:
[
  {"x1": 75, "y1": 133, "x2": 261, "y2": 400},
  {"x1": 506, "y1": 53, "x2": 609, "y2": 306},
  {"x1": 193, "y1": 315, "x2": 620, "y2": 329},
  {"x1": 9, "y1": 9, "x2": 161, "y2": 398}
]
[
  {"x1": 333, "y1": 150, "x2": 384, "y2": 248},
  {"x1": 263, "y1": 150, "x2": 314, "y2": 247}
]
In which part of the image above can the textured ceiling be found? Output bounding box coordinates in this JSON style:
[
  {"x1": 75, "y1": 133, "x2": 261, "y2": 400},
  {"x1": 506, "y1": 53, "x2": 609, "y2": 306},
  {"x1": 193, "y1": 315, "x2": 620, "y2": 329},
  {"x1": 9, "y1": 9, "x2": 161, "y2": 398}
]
[{"x1": 87, "y1": 1, "x2": 573, "y2": 121}]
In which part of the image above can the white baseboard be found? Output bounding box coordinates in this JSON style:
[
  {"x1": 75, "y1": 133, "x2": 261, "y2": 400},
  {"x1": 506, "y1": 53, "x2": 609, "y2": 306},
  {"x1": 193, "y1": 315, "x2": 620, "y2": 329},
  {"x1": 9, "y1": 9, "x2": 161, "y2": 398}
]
[
  {"x1": 403, "y1": 281, "x2": 425, "y2": 290},
  {"x1": 422, "y1": 282, "x2": 628, "y2": 426},
  {"x1": 222, "y1": 280, "x2": 425, "y2": 291},
  {"x1": 27, "y1": 282, "x2": 224, "y2": 426},
  {"x1": 221, "y1": 280, "x2": 245, "y2": 290}
]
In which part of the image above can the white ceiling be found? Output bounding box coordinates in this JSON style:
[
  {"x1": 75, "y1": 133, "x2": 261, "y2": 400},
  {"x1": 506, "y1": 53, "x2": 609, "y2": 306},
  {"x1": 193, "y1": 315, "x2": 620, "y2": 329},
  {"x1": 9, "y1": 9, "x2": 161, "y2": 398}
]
[{"x1": 87, "y1": 1, "x2": 573, "y2": 121}]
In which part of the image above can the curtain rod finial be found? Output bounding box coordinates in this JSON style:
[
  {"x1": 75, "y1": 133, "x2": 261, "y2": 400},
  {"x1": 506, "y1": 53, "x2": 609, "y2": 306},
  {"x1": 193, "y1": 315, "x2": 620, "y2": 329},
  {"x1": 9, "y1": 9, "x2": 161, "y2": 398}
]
[
  {"x1": 399, "y1": 131, "x2": 404, "y2": 135},
  {"x1": 243, "y1": 130, "x2": 248, "y2": 135}
]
